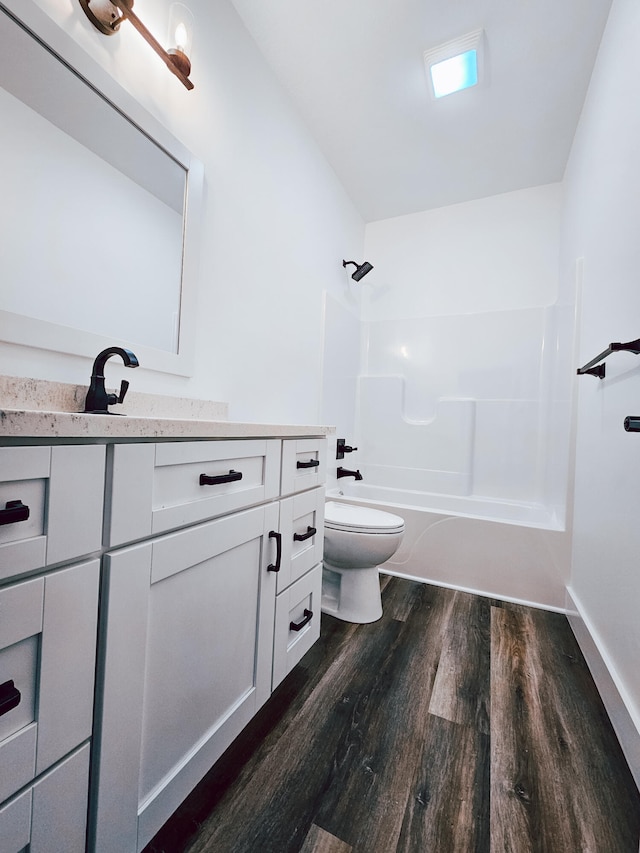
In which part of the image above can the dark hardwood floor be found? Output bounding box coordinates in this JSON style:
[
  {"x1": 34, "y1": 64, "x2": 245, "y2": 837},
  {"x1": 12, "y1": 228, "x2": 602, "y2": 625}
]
[{"x1": 144, "y1": 576, "x2": 640, "y2": 853}]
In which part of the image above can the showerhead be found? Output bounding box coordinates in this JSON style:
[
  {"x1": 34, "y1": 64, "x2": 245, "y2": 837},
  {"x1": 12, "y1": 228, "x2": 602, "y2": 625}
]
[{"x1": 343, "y1": 259, "x2": 374, "y2": 281}]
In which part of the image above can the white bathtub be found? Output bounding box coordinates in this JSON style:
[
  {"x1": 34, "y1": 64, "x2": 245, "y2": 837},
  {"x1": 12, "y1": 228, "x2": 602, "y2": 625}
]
[
  {"x1": 327, "y1": 482, "x2": 562, "y2": 529},
  {"x1": 325, "y1": 482, "x2": 568, "y2": 610}
]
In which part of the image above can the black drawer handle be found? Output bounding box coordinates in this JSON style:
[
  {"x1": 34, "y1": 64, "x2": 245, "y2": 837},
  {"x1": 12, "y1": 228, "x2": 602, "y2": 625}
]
[
  {"x1": 199, "y1": 470, "x2": 243, "y2": 486},
  {"x1": 0, "y1": 680, "x2": 21, "y2": 717},
  {"x1": 0, "y1": 500, "x2": 30, "y2": 526},
  {"x1": 296, "y1": 459, "x2": 320, "y2": 469},
  {"x1": 293, "y1": 525, "x2": 317, "y2": 542},
  {"x1": 267, "y1": 531, "x2": 282, "y2": 572},
  {"x1": 290, "y1": 609, "x2": 313, "y2": 632}
]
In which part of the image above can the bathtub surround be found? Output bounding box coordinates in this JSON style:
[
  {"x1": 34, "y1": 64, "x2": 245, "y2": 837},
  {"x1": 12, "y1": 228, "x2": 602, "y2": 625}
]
[{"x1": 360, "y1": 183, "x2": 566, "y2": 516}]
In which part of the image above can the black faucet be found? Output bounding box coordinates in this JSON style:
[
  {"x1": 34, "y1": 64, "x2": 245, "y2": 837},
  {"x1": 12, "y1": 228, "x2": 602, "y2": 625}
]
[
  {"x1": 84, "y1": 346, "x2": 139, "y2": 414},
  {"x1": 337, "y1": 466, "x2": 363, "y2": 481}
]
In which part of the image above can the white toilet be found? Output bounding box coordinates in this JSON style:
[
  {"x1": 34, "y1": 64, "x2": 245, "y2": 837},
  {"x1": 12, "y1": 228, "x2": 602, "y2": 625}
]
[{"x1": 321, "y1": 500, "x2": 405, "y2": 623}]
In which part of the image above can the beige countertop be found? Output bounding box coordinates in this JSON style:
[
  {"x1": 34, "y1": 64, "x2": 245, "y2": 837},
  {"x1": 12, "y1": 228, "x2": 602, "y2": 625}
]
[
  {"x1": 0, "y1": 377, "x2": 333, "y2": 442},
  {"x1": 0, "y1": 409, "x2": 333, "y2": 441}
]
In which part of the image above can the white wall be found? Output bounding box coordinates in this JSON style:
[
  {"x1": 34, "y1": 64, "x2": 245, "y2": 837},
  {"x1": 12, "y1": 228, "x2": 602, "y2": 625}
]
[
  {"x1": 563, "y1": 0, "x2": 640, "y2": 748},
  {"x1": 359, "y1": 185, "x2": 569, "y2": 512},
  {"x1": 1, "y1": 0, "x2": 364, "y2": 425}
]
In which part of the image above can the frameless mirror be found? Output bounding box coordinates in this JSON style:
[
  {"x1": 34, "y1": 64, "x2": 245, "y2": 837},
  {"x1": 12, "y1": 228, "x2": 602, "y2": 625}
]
[{"x1": 0, "y1": 2, "x2": 202, "y2": 375}]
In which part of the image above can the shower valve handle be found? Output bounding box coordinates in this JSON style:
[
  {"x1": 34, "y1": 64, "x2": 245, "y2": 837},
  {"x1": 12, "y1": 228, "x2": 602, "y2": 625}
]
[{"x1": 336, "y1": 438, "x2": 358, "y2": 460}]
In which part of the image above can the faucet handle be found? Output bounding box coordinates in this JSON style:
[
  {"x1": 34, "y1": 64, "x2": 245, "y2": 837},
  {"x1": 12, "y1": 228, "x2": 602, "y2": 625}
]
[
  {"x1": 106, "y1": 380, "x2": 130, "y2": 407},
  {"x1": 116, "y1": 379, "x2": 130, "y2": 404}
]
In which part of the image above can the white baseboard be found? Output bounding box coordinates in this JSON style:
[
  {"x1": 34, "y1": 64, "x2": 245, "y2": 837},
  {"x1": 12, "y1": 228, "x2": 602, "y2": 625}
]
[
  {"x1": 380, "y1": 568, "x2": 566, "y2": 614},
  {"x1": 565, "y1": 587, "x2": 640, "y2": 791}
]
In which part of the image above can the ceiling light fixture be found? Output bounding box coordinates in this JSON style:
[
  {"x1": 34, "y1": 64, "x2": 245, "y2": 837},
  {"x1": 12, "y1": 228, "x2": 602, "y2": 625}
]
[
  {"x1": 78, "y1": 0, "x2": 195, "y2": 90},
  {"x1": 424, "y1": 29, "x2": 484, "y2": 99}
]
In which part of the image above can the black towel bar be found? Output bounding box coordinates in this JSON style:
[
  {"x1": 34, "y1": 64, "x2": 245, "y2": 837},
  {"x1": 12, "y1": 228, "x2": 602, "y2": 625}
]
[{"x1": 577, "y1": 337, "x2": 640, "y2": 379}]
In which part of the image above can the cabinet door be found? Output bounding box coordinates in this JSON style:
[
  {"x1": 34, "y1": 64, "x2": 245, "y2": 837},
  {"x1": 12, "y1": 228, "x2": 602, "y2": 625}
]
[
  {"x1": 106, "y1": 439, "x2": 281, "y2": 546},
  {"x1": 0, "y1": 445, "x2": 105, "y2": 582},
  {"x1": 92, "y1": 503, "x2": 279, "y2": 853},
  {"x1": 0, "y1": 742, "x2": 90, "y2": 853},
  {"x1": 277, "y1": 487, "x2": 325, "y2": 593},
  {"x1": 281, "y1": 438, "x2": 327, "y2": 496},
  {"x1": 0, "y1": 560, "x2": 99, "y2": 805},
  {"x1": 273, "y1": 564, "x2": 322, "y2": 690}
]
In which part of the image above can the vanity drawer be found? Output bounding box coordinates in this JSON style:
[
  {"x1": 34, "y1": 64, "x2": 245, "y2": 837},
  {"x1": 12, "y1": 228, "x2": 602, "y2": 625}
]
[
  {"x1": 272, "y1": 563, "x2": 322, "y2": 690},
  {"x1": 277, "y1": 487, "x2": 325, "y2": 594},
  {"x1": 0, "y1": 742, "x2": 90, "y2": 853},
  {"x1": 107, "y1": 439, "x2": 282, "y2": 545},
  {"x1": 281, "y1": 438, "x2": 327, "y2": 496},
  {"x1": 0, "y1": 560, "x2": 99, "y2": 803},
  {"x1": 0, "y1": 445, "x2": 105, "y2": 582}
]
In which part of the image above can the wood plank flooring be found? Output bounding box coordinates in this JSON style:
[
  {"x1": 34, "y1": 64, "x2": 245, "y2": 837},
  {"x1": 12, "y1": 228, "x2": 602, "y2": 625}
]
[{"x1": 144, "y1": 577, "x2": 640, "y2": 853}]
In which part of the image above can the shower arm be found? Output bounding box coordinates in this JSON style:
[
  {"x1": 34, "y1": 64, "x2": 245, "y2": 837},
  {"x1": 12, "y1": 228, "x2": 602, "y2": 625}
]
[{"x1": 576, "y1": 337, "x2": 640, "y2": 379}]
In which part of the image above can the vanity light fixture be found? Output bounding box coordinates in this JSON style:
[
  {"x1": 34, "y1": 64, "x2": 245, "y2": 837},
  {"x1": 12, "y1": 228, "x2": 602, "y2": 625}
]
[
  {"x1": 343, "y1": 259, "x2": 373, "y2": 281},
  {"x1": 424, "y1": 29, "x2": 484, "y2": 99},
  {"x1": 78, "y1": 0, "x2": 195, "y2": 90}
]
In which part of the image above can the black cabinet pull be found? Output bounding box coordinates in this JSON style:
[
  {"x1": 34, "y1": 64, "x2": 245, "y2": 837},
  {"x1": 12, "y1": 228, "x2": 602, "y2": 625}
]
[
  {"x1": 267, "y1": 531, "x2": 282, "y2": 572},
  {"x1": 290, "y1": 609, "x2": 313, "y2": 632},
  {"x1": 199, "y1": 470, "x2": 243, "y2": 486},
  {"x1": 296, "y1": 459, "x2": 320, "y2": 469},
  {"x1": 0, "y1": 500, "x2": 30, "y2": 526},
  {"x1": 293, "y1": 525, "x2": 316, "y2": 542},
  {"x1": 0, "y1": 680, "x2": 21, "y2": 717}
]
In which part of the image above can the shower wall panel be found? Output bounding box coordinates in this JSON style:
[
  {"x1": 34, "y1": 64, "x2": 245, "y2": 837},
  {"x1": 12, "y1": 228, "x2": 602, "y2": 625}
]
[{"x1": 358, "y1": 307, "x2": 549, "y2": 505}]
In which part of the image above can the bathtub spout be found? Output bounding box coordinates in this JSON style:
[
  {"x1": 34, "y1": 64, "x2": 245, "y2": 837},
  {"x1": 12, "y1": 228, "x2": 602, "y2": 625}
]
[{"x1": 337, "y1": 466, "x2": 363, "y2": 481}]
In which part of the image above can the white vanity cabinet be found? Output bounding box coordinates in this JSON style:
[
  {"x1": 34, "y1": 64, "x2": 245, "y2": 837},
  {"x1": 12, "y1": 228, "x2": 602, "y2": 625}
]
[
  {"x1": 0, "y1": 444, "x2": 104, "y2": 853},
  {"x1": 92, "y1": 436, "x2": 327, "y2": 853}
]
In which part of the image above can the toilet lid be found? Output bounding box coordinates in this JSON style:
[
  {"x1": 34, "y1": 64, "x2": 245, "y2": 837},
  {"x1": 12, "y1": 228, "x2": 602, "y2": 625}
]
[{"x1": 324, "y1": 501, "x2": 405, "y2": 534}]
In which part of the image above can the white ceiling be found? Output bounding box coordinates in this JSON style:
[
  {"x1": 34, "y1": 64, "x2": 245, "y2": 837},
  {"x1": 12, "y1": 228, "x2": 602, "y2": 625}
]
[{"x1": 230, "y1": 0, "x2": 613, "y2": 223}]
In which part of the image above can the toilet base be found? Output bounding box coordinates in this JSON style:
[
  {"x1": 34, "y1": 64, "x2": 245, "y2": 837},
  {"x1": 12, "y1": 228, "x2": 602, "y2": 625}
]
[{"x1": 321, "y1": 562, "x2": 383, "y2": 624}]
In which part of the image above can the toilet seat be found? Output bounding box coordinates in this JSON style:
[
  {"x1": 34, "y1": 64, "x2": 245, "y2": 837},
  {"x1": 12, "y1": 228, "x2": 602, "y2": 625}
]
[{"x1": 324, "y1": 501, "x2": 405, "y2": 534}]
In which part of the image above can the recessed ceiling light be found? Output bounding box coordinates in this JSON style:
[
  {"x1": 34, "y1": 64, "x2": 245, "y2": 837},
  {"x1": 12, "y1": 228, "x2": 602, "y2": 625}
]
[
  {"x1": 424, "y1": 29, "x2": 484, "y2": 100},
  {"x1": 430, "y1": 50, "x2": 478, "y2": 98}
]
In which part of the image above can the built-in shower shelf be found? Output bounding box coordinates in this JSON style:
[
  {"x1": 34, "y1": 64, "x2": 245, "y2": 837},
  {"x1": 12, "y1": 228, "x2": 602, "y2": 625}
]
[{"x1": 577, "y1": 337, "x2": 640, "y2": 378}]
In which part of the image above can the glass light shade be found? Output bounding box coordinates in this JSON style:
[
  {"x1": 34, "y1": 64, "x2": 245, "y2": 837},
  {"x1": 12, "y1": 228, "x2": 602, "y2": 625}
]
[{"x1": 167, "y1": 3, "x2": 194, "y2": 75}]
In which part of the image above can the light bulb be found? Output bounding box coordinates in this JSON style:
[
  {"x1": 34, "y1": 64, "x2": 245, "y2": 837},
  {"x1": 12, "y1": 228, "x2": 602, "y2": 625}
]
[{"x1": 174, "y1": 21, "x2": 187, "y2": 53}]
